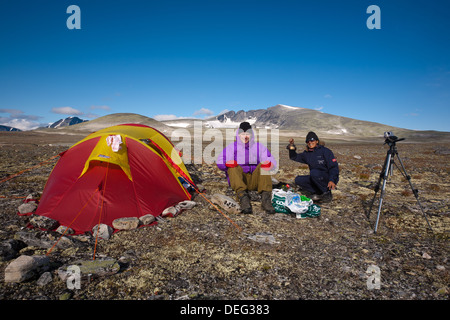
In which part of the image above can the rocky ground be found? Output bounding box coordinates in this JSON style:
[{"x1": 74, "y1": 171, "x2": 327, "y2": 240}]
[{"x1": 0, "y1": 131, "x2": 449, "y2": 303}]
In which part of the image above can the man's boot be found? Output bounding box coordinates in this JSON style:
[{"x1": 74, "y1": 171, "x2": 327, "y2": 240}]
[
  {"x1": 311, "y1": 190, "x2": 332, "y2": 203},
  {"x1": 261, "y1": 191, "x2": 275, "y2": 214},
  {"x1": 238, "y1": 191, "x2": 252, "y2": 214}
]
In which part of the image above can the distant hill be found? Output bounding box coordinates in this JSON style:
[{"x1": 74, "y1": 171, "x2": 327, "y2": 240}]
[
  {"x1": 32, "y1": 107, "x2": 450, "y2": 143},
  {"x1": 42, "y1": 113, "x2": 174, "y2": 135},
  {"x1": 0, "y1": 125, "x2": 21, "y2": 132},
  {"x1": 203, "y1": 104, "x2": 407, "y2": 137}
]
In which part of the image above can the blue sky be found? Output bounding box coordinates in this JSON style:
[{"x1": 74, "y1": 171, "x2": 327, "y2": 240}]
[{"x1": 1, "y1": 0, "x2": 449, "y2": 131}]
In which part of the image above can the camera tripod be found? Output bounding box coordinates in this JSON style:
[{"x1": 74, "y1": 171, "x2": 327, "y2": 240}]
[{"x1": 367, "y1": 136, "x2": 433, "y2": 233}]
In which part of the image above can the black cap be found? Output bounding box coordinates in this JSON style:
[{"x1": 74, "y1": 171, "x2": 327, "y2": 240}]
[
  {"x1": 239, "y1": 122, "x2": 252, "y2": 132},
  {"x1": 305, "y1": 131, "x2": 319, "y2": 143}
]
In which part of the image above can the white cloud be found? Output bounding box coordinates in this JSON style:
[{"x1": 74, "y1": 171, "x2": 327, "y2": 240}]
[
  {"x1": 0, "y1": 109, "x2": 42, "y2": 130},
  {"x1": 153, "y1": 114, "x2": 180, "y2": 121},
  {"x1": 0, "y1": 108, "x2": 24, "y2": 117},
  {"x1": 51, "y1": 106, "x2": 83, "y2": 115},
  {"x1": 324, "y1": 94, "x2": 332, "y2": 99},
  {"x1": 1, "y1": 118, "x2": 40, "y2": 131},
  {"x1": 193, "y1": 108, "x2": 214, "y2": 117},
  {"x1": 315, "y1": 106, "x2": 324, "y2": 111}
]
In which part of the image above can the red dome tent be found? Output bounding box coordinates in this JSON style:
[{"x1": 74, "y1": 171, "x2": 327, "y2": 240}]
[{"x1": 34, "y1": 124, "x2": 195, "y2": 235}]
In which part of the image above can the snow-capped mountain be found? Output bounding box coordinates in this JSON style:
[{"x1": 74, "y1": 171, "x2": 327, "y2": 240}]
[
  {"x1": 162, "y1": 104, "x2": 425, "y2": 139},
  {"x1": 47, "y1": 116, "x2": 87, "y2": 128},
  {"x1": 0, "y1": 125, "x2": 21, "y2": 132}
]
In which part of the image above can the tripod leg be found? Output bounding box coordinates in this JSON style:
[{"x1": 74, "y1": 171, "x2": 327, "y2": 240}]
[
  {"x1": 395, "y1": 153, "x2": 433, "y2": 232},
  {"x1": 368, "y1": 152, "x2": 389, "y2": 219},
  {"x1": 374, "y1": 152, "x2": 392, "y2": 233}
]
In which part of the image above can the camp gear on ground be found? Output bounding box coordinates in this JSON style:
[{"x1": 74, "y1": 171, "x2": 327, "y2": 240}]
[
  {"x1": 296, "y1": 204, "x2": 322, "y2": 219},
  {"x1": 271, "y1": 189, "x2": 320, "y2": 218}
]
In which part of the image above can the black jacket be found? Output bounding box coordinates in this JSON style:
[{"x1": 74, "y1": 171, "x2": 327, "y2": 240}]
[{"x1": 289, "y1": 145, "x2": 339, "y2": 184}]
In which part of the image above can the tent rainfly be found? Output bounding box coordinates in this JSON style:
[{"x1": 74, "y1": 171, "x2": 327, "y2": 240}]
[{"x1": 33, "y1": 124, "x2": 195, "y2": 234}]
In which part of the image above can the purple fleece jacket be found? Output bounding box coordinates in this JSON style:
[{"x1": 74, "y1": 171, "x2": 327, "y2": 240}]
[{"x1": 216, "y1": 128, "x2": 277, "y2": 179}]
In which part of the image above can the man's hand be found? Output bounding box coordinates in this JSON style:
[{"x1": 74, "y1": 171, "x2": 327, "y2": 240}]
[
  {"x1": 328, "y1": 181, "x2": 336, "y2": 190},
  {"x1": 260, "y1": 161, "x2": 272, "y2": 171},
  {"x1": 225, "y1": 160, "x2": 238, "y2": 168}
]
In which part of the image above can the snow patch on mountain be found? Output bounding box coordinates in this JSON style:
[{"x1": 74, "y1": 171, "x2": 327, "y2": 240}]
[{"x1": 205, "y1": 116, "x2": 256, "y2": 129}]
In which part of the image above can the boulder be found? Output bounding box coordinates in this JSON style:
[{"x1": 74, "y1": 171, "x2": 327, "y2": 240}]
[{"x1": 4, "y1": 255, "x2": 50, "y2": 283}]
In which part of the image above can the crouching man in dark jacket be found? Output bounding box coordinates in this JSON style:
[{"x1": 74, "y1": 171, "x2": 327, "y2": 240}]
[{"x1": 287, "y1": 132, "x2": 339, "y2": 202}]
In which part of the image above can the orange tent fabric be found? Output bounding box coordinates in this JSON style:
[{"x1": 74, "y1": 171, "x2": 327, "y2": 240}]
[{"x1": 34, "y1": 124, "x2": 195, "y2": 234}]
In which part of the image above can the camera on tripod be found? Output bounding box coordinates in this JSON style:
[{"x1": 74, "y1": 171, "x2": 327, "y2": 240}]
[
  {"x1": 367, "y1": 132, "x2": 433, "y2": 233},
  {"x1": 384, "y1": 131, "x2": 404, "y2": 145}
]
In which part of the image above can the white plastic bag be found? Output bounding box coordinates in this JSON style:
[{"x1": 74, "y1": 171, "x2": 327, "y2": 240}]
[{"x1": 285, "y1": 192, "x2": 313, "y2": 214}]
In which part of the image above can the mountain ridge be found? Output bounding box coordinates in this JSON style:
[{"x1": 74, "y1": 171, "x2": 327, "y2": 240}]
[
  {"x1": 0, "y1": 125, "x2": 22, "y2": 132},
  {"x1": 34, "y1": 105, "x2": 450, "y2": 142}
]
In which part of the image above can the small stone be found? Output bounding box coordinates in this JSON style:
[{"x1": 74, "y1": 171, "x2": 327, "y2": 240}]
[
  {"x1": 18, "y1": 202, "x2": 38, "y2": 215},
  {"x1": 59, "y1": 292, "x2": 73, "y2": 300},
  {"x1": 422, "y1": 252, "x2": 432, "y2": 259},
  {"x1": 92, "y1": 224, "x2": 113, "y2": 240},
  {"x1": 436, "y1": 287, "x2": 448, "y2": 296},
  {"x1": 210, "y1": 194, "x2": 241, "y2": 215},
  {"x1": 112, "y1": 217, "x2": 140, "y2": 230},
  {"x1": 175, "y1": 200, "x2": 196, "y2": 211},
  {"x1": 56, "y1": 226, "x2": 74, "y2": 235},
  {"x1": 139, "y1": 214, "x2": 156, "y2": 225},
  {"x1": 29, "y1": 215, "x2": 59, "y2": 230},
  {"x1": 162, "y1": 206, "x2": 178, "y2": 218},
  {"x1": 37, "y1": 271, "x2": 53, "y2": 286}
]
